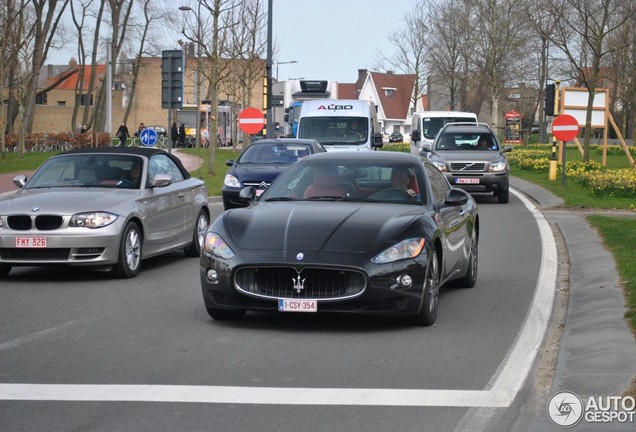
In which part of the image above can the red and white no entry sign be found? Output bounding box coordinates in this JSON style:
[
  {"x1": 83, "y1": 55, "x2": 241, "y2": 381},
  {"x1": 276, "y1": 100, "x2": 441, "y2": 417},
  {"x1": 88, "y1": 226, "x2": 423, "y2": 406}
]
[
  {"x1": 552, "y1": 114, "x2": 580, "y2": 142},
  {"x1": 238, "y1": 107, "x2": 265, "y2": 134}
]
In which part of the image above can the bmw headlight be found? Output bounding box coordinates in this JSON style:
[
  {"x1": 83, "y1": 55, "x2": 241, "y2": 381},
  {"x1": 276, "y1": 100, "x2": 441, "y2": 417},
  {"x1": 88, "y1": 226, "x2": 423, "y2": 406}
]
[
  {"x1": 204, "y1": 232, "x2": 235, "y2": 259},
  {"x1": 69, "y1": 212, "x2": 118, "y2": 228},
  {"x1": 224, "y1": 174, "x2": 241, "y2": 188},
  {"x1": 489, "y1": 162, "x2": 507, "y2": 172},
  {"x1": 371, "y1": 238, "x2": 425, "y2": 264}
]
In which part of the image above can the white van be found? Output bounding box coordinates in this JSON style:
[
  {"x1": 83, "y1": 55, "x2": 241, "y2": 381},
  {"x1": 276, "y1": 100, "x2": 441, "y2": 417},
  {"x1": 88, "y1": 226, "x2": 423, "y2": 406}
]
[
  {"x1": 410, "y1": 111, "x2": 478, "y2": 155},
  {"x1": 297, "y1": 99, "x2": 383, "y2": 151}
]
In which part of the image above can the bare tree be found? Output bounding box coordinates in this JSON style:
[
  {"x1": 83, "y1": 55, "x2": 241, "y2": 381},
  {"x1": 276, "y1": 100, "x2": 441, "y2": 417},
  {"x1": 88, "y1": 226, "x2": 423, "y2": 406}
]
[
  {"x1": 548, "y1": 0, "x2": 634, "y2": 161},
  {"x1": 427, "y1": 0, "x2": 472, "y2": 110},
  {"x1": 376, "y1": 0, "x2": 429, "y2": 111},
  {"x1": 21, "y1": 0, "x2": 70, "y2": 134},
  {"x1": 465, "y1": 0, "x2": 529, "y2": 131}
]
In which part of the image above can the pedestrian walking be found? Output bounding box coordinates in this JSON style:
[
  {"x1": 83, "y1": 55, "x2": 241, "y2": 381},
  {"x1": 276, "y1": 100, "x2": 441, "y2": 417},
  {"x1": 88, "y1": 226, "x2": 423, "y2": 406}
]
[
  {"x1": 171, "y1": 122, "x2": 179, "y2": 148},
  {"x1": 116, "y1": 123, "x2": 130, "y2": 147},
  {"x1": 178, "y1": 123, "x2": 186, "y2": 148}
]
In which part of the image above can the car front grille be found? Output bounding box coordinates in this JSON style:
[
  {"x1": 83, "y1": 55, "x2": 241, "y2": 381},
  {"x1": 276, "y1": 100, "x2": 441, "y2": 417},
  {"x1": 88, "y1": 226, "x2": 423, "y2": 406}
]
[
  {"x1": 450, "y1": 162, "x2": 487, "y2": 172},
  {"x1": 7, "y1": 215, "x2": 64, "y2": 231},
  {"x1": 1, "y1": 248, "x2": 71, "y2": 260},
  {"x1": 243, "y1": 181, "x2": 271, "y2": 189},
  {"x1": 234, "y1": 266, "x2": 366, "y2": 300}
]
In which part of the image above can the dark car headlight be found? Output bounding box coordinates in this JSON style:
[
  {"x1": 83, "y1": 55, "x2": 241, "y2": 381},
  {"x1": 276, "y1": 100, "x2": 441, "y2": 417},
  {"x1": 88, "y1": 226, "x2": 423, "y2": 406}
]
[
  {"x1": 224, "y1": 174, "x2": 240, "y2": 188},
  {"x1": 69, "y1": 212, "x2": 118, "y2": 228},
  {"x1": 204, "y1": 232, "x2": 235, "y2": 259},
  {"x1": 371, "y1": 238, "x2": 425, "y2": 264}
]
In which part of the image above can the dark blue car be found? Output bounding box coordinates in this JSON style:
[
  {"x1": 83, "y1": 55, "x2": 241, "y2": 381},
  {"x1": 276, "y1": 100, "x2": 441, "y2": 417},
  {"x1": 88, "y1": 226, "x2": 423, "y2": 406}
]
[{"x1": 222, "y1": 138, "x2": 326, "y2": 209}]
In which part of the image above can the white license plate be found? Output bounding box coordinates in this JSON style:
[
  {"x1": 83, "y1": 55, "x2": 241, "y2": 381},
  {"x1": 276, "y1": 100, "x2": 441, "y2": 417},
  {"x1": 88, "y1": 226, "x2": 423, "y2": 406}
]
[
  {"x1": 16, "y1": 237, "x2": 47, "y2": 248},
  {"x1": 456, "y1": 178, "x2": 480, "y2": 184},
  {"x1": 278, "y1": 299, "x2": 317, "y2": 313}
]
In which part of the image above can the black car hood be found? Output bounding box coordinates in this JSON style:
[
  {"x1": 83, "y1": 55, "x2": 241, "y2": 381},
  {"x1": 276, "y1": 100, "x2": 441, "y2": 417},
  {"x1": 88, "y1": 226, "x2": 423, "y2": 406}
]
[
  {"x1": 224, "y1": 202, "x2": 422, "y2": 253},
  {"x1": 231, "y1": 164, "x2": 289, "y2": 182}
]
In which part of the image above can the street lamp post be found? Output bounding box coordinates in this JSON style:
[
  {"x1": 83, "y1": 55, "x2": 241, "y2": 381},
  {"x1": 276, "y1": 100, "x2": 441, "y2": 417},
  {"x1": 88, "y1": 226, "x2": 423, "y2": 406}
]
[
  {"x1": 275, "y1": 60, "x2": 297, "y2": 81},
  {"x1": 179, "y1": 4, "x2": 202, "y2": 149}
]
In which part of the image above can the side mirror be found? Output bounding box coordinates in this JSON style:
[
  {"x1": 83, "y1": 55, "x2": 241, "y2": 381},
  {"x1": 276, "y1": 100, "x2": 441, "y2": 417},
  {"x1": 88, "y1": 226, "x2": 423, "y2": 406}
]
[
  {"x1": 444, "y1": 188, "x2": 469, "y2": 206},
  {"x1": 12, "y1": 174, "x2": 27, "y2": 188},
  {"x1": 502, "y1": 146, "x2": 514, "y2": 153},
  {"x1": 411, "y1": 130, "x2": 421, "y2": 142},
  {"x1": 150, "y1": 174, "x2": 172, "y2": 188},
  {"x1": 420, "y1": 143, "x2": 432, "y2": 153},
  {"x1": 225, "y1": 159, "x2": 235, "y2": 167},
  {"x1": 239, "y1": 186, "x2": 256, "y2": 202},
  {"x1": 373, "y1": 133, "x2": 383, "y2": 148}
]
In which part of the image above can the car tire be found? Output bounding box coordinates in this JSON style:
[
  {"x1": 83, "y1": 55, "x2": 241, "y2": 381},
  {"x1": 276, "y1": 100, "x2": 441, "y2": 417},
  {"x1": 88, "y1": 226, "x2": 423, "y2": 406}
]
[
  {"x1": 185, "y1": 209, "x2": 209, "y2": 257},
  {"x1": 206, "y1": 306, "x2": 246, "y2": 321},
  {"x1": 497, "y1": 189, "x2": 509, "y2": 203},
  {"x1": 455, "y1": 230, "x2": 478, "y2": 288},
  {"x1": 0, "y1": 264, "x2": 12, "y2": 277},
  {"x1": 413, "y1": 247, "x2": 440, "y2": 326},
  {"x1": 112, "y1": 221, "x2": 142, "y2": 278}
]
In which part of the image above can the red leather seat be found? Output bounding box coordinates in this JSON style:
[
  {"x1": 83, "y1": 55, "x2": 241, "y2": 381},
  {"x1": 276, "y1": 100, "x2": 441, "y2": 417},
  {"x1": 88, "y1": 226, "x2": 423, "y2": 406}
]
[{"x1": 303, "y1": 171, "x2": 347, "y2": 198}]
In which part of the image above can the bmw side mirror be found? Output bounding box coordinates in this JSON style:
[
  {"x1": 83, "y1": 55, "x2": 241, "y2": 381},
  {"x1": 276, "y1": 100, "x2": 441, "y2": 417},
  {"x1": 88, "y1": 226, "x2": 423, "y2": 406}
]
[{"x1": 12, "y1": 175, "x2": 27, "y2": 188}]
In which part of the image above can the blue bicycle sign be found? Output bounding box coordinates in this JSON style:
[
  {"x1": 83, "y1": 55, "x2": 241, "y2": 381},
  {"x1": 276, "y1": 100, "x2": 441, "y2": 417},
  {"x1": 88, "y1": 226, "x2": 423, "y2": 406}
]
[{"x1": 139, "y1": 128, "x2": 158, "y2": 147}]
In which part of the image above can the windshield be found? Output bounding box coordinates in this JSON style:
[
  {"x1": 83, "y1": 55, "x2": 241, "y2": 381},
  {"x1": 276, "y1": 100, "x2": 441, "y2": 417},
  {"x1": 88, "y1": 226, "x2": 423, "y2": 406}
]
[
  {"x1": 26, "y1": 154, "x2": 144, "y2": 189},
  {"x1": 237, "y1": 143, "x2": 312, "y2": 164},
  {"x1": 261, "y1": 160, "x2": 426, "y2": 205},
  {"x1": 422, "y1": 117, "x2": 477, "y2": 139},
  {"x1": 435, "y1": 132, "x2": 499, "y2": 151},
  {"x1": 298, "y1": 117, "x2": 368, "y2": 145}
]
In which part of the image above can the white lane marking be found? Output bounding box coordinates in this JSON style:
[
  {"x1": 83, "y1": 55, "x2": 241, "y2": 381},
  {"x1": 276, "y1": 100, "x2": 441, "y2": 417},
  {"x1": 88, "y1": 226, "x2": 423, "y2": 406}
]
[
  {"x1": 0, "y1": 190, "x2": 556, "y2": 408},
  {"x1": 0, "y1": 384, "x2": 510, "y2": 407},
  {"x1": 454, "y1": 187, "x2": 558, "y2": 430}
]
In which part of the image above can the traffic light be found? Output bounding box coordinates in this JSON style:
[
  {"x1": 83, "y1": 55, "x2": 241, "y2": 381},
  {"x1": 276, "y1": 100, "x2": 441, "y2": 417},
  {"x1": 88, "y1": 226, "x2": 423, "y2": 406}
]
[
  {"x1": 545, "y1": 84, "x2": 555, "y2": 116},
  {"x1": 161, "y1": 50, "x2": 184, "y2": 109}
]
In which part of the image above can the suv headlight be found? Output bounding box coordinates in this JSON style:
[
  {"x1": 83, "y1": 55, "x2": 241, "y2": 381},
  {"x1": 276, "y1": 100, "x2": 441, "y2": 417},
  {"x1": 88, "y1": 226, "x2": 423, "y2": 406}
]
[
  {"x1": 432, "y1": 161, "x2": 447, "y2": 172},
  {"x1": 224, "y1": 174, "x2": 240, "y2": 188},
  {"x1": 69, "y1": 212, "x2": 118, "y2": 228},
  {"x1": 489, "y1": 162, "x2": 507, "y2": 172},
  {"x1": 371, "y1": 238, "x2": 425, "y2": 264}
]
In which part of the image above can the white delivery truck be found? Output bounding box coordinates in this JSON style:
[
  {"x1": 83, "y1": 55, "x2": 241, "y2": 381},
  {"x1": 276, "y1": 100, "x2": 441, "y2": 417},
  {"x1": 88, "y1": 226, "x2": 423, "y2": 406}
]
[
  {"x1": 409, "y1": 111, "x2": 478, "y2": 155},
  {"x1": 296, "y1": 99, "x2": 383, "y2": 151}
]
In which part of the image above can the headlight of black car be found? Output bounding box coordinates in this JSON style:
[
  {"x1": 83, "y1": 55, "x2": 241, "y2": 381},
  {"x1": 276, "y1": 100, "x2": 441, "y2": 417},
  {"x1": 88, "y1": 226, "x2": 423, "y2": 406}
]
[
  {"x1": 69, "y1": 212, "x2": 118, "y2": 228},
  {"x1": 371, "y1": 238, "x2": 425, "y2": 264},
  {"x1": 204, "y1": 232, "x2": 235, "y2": 259}
]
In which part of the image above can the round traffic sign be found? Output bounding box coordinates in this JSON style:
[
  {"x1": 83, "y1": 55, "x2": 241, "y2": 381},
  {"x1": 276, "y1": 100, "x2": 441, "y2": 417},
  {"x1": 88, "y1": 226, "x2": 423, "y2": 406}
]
[
  {"x1": 238, "y1": 107, "x2": 265, "y2": 134},
  {"x1": 552, "y1": 114, "x2": 580, "y2": 141},
  {"x1": 139, "y1": 128, "x2": 158, "y2": 146}
]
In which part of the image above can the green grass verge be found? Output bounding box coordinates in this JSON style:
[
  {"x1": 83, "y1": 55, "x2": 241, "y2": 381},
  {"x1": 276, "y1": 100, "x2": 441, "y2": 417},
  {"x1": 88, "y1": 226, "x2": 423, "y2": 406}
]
[
  {"x1": 587, "y1": 216, "x2": 636, "y2": 333},
  {"x1": 180, "y1": 147, "x2": 240, "y2": 196}
]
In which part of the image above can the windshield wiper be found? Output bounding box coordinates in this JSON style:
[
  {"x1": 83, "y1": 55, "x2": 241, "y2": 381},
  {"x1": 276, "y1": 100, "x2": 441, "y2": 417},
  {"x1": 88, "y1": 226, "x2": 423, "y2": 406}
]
[
  {"x1": 305, "y1": 196, "x2": 346, "y2": 201},
  {"x1": 264, "y1": 196, "x2": 295, "y2": 202}
]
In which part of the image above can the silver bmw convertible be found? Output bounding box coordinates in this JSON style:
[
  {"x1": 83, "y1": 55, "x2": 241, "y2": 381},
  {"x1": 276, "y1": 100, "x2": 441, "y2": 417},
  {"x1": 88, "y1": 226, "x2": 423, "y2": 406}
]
[{"x1": 0, "y1": 147, "x2": 209, "y2": 278}]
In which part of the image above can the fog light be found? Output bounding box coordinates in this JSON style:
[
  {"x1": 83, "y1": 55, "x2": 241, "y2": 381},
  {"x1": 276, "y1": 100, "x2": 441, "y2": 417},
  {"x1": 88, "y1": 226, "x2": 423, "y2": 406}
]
[
  {"x1": 397, "y1": 274, "x2": 413, "y2": 288},
  {"x1": 206, "y1": 268, "x2": 219, "y2": 284}
]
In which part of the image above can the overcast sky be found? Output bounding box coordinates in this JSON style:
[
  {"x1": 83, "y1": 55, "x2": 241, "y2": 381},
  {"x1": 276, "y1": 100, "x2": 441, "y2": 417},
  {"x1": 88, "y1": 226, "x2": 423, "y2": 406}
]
[{"x1": 47, "y1": 0, "x2": 410, "y2": 84}]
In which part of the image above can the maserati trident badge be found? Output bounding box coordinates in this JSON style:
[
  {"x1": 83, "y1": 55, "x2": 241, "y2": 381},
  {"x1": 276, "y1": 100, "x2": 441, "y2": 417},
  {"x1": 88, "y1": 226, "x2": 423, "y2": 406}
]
[{"x1": 292, "y1": 274, "x2": 305, "y2": 293}]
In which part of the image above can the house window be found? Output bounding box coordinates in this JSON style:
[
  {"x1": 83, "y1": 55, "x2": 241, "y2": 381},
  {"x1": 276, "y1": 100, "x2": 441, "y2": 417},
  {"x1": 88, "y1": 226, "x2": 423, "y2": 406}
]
[
  {"x1": 79, "y1": 94, "x2": 94, "y2": 106},
  {"x1": 36, "y1": 93, "x2": 47, "y2": 105},
  {"x1": 383, "y1": 87, "x2": 396, "y2": 97},
  {"x1": 57, "y1": 101, "x2": 66, "y2": 106}
]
